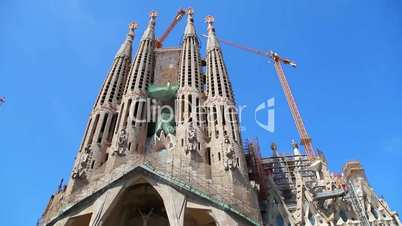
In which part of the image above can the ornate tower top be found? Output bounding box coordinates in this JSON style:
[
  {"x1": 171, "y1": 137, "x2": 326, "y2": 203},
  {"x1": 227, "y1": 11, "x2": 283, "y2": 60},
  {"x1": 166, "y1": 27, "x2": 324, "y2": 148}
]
[
  {"x1": 128, "y1": 21, "x2": 138, "y2": 33},
  {"x1": 205, "y1": 15, "x2": 215, "y2": 29},
  {"x1": 141, "y1": 10, "x2": 157, "y2": 40},
  {"x1": 205, "y1": 15, "x2": 220, "y2": 51},
  {"x1": 115, "y1": 21, "x2": 138, "y2": 58},
  {"x1": 149, "y1": 10, "x2": 158, "y2": 18},
  {"x1": 184, "y1": 8, "x2": 196, "y2": 35}
]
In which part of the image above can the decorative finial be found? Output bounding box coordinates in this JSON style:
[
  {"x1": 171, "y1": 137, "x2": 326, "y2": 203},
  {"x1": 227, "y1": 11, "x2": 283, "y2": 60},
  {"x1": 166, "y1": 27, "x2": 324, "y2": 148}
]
[
  {"x1": 205, "y1": 15, "x2": 215, "y2": 32},
  {"x1": 271, "y1": 143, "x2": 277, "y2": 151},
  {"x1": 291, "y1": 139, "x2": 299, "y2": 149},
  {"x1": 187, "y1": 7, "x2": 194, "y2": 16},
  {"x1": 291, "y1": 139, "x2": 301, "y2": 156},
  {"x1": 129, "y1": 21, "x2": 138, "y2": 31},
  {"x1": 205, "y1": 15, "x2": 214, "y2": 24},
  {"x1": 149, "y1": 10, "x2": 158, "y2": 19}
]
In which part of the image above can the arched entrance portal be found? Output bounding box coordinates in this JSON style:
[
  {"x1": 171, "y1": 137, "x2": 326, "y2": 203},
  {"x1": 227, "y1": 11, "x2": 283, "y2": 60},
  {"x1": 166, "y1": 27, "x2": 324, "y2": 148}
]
[
  {"x1": 65, "y1": 213, "x2": 92, "y2": 226},
  {"x1": 184, "y1": 208, "x2": 217, "y2": 226},
  {"x1": 103, "y1": 183, "x2": 169, "y2": 226}
]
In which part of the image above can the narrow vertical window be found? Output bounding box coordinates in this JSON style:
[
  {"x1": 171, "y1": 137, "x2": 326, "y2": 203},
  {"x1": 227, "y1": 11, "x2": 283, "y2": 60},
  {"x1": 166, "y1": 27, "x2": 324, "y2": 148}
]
[
  {"x1": 107, "y1": 113, "x2": 118, "y2": 142},
  {"x1": 115, "y1": 103, "x2": 125, "y2": 134},
  {"x1": 87, "y1": 114, "x2": 100, "y2": 146},
  {"x1": 80, "y1": 118, "x2": 92, "y2": 150},
  {"x1": 133, "y1": 101, "x2": 139, "y2": 126},
  {"x1": 206, "y1": 148, "x2": 211, "y2": 165},
  {"x1": 97, "y1": 113, "x2": 109, "y2": 143},
  {"x1": 123, "y1": 99, "x2": 132, "y2": 128}
]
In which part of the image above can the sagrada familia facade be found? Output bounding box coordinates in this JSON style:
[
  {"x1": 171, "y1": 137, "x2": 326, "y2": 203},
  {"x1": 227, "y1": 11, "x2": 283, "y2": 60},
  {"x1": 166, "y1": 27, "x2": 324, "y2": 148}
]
[{"x1": 39, "y1": 10, "x2": 401, "y2": 226}]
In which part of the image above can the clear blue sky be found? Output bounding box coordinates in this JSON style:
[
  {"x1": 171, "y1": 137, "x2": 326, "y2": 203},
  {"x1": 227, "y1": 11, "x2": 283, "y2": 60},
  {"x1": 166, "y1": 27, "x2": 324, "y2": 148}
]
[{"x1": 1, "y1": 0, "x2": 401, "y2": 225}]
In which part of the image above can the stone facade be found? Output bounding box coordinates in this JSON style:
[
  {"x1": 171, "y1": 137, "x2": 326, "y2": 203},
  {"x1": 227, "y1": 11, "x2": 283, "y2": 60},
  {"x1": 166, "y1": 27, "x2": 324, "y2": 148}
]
[
  {"x1": 39, "y1": 10, "x2": 260, "y2": 226},
  {"x1": 39, "y1": 9, "x2": 399, "y2": 226}
]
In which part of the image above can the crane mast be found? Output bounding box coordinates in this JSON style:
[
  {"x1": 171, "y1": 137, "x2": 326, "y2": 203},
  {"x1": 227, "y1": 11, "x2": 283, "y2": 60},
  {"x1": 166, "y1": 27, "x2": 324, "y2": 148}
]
[
  {"x1": 204, "y1": 34, "x2": 315, "y2": 157},
  {"x1": 156, "y1": 8, "x2": 186, "y2": 48},
  {"x1": 271, "y1": 54, "x2": 315, "y2": 157}
]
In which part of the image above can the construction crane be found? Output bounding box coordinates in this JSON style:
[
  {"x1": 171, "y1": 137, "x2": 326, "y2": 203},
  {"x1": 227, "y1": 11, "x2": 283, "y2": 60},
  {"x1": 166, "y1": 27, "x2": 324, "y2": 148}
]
[
  {"x1": 202, "y1": 35, "x2": 315, "y2": 157},
  {"x1": 155, "y1": 8, "x2": 187, "y2": 48}
]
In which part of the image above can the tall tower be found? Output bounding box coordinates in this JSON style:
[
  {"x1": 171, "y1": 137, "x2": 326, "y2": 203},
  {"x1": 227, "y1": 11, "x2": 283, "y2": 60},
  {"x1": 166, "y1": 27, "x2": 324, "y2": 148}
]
[
  {"x1": 107, "y1": 12, "x2": 157, "y2": 168},
  {"x1": 175, "y1": 9, "x2": 208, "y2": 176},
  {"x1": 204, "y1": 16, "x2": 249, "y2": 192},
  {"x1": 40, "y1": 11, "x2": 262, "y2": 226},
  {"x1": 39, "y1": 10, "x2": 401, "y2": 226},
  {"x1": 66, "y1": 22, "x2": 137, "y2": 193}
]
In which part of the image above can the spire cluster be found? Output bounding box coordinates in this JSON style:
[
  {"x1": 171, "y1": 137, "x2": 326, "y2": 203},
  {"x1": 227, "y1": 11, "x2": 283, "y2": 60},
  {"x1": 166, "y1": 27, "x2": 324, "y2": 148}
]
[{"x1": 66, "y1": 8, "x2": 249, "y2": 208}]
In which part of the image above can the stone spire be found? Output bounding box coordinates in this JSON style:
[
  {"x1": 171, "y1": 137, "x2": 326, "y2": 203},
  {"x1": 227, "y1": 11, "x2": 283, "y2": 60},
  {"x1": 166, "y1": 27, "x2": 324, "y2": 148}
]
[
  {"x1": 175, "y1": 9, "x2": 207, "y2": 176},
  {"x1": 106, "y1": 11, "x2": 158, "y2": 169},
  {"x1": 141, "y1": 11, "x2": 157, "y2": 41},
  {"x1": 205, "y1": 16, "x2": 234, "y2": 101},
  {"x1": 94, "y1": 21, "x2": 138, "y2": 108},
  {"x1": 115, "y1": 22, "x2": 138, "y2": 58},
  {"x1": 184, "y1": 8, "x2": 196, "y2": 36},
  {"x1": 124, "y1": 11, "x2": 157, "y2": 94},
  {"x1": 205, "y1": 16, "x2": 220, "y2": 52},
  {"x1": 204, "y1": 16, "x2": 249, "y2": 187},
  {"x1": 66, "y1": 21, "x2": 137, "y2": 193}
]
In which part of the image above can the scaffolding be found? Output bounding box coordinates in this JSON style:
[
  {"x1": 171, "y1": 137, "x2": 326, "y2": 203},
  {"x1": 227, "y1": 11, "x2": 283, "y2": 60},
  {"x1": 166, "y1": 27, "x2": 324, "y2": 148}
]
[
  {"x1": 262, "y1": 154, "x2": 316, "y2": 205},
  {"x1": 347, "y1": 180, "x2": 371, "y2": 226},
  {"x1": 244, "y1": 139, "x2": 268, "y2": 201}
]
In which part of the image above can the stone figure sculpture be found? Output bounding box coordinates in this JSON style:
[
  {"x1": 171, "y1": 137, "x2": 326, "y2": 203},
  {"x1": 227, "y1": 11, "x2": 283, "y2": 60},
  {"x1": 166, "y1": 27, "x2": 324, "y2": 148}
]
[
  {"x1": 185, "y1": 123, "x2": 197, "y2": 153},
  {"x1": 72, "y1": 146, "x2": 91, "y2": 179},
  {"x1": 223, "y1": 136, "x2": 236, "y2": 170},
  {"x1": 113, "y1": 128, "x2": 128, "y2": 156}
]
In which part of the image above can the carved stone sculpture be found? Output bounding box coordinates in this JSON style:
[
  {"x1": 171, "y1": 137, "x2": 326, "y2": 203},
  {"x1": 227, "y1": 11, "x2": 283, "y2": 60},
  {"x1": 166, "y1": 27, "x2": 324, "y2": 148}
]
[
  {"x1": 223, "y1": 136, "x2": 237, "y2": 170},
  {"x1": 72, "y1": 146, "x2": 91, "y2": 179},
  {"x1": 113, "y1": 128, "x2": 128, "y2": 156},
  {"x1": 185, "y1": 123, "x2": 197, "y2": 154}
]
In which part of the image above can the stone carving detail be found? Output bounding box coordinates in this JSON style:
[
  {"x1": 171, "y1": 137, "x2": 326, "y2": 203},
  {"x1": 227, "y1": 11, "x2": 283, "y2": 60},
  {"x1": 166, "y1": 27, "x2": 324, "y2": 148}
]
[
  {"x1": 72, "y1": 146, "x2": 91, "y2": 179},
  {"x1": 113, "y1": 129, "x2": 128, "y2": 156},
  {"x1": 151, "y1": 130, "x2": 176, "y2": 152},
  {"x1": 185, "y1": 123, "x2": 198, "y2": 154},
  {"x1": 223, "y1": 135, "x2": 237, "y2": 171},
  {"x1": 138, "y1": 208, "x2": 154, "y2": 226}
]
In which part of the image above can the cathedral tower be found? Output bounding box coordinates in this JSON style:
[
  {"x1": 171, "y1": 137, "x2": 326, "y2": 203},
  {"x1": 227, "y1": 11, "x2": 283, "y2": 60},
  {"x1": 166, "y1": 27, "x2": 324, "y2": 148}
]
[
  {"x1": 40, "y1": 10, "x2": 262, "y2": 226},
  {"x1": 107, "y1": 12, "x2": 157, "y2": 168},
  {"x1": 66, "y1": 22, "x2": 137, "y2": 194},
  {"x1": 204, "y1": 16, "x2": 249, "y2": 191},
  {"x1": 39, "y1": 9, "x2": 401, "y2": 226},
  {"x1": 175, "y1": 9, "x2": 208, "y2": 176}
]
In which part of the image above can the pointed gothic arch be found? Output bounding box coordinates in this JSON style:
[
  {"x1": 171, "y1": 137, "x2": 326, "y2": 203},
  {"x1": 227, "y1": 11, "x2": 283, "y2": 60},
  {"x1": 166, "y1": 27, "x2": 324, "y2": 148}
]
[
  {"x1": 184, "y1": 208, "x2": 218, "y2": 226},
  {"x1": 65, "y1": 213, "x2": 92, "y2": 226},
  {"x1": 102, "y1": 180, "x2": 169, "y2": 226}
]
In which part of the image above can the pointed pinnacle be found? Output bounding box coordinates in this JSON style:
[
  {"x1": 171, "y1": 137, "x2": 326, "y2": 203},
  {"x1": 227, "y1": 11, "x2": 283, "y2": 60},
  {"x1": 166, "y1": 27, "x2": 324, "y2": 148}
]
[
  {"x1": 205, "y1": 15, "x2": 219, "y2": 51},
  {"x1": 141, "y1": 11, "x2": 157, "y2": 40},
  {"x1": 149, "y1": 10, "x2": 158, "y2": 20},
  {"x1": 184, "y1": 8, "x2": 196, "y2": 35},
  {"x1": 129, "y1": 21, "x2": 138, "y2": 31},
  {"x1": 205, "y1": 15, "x2": 215, "y2": 34},
  {"x1": 187, "y1": 7, "x2": 194, "y2": 16}
]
